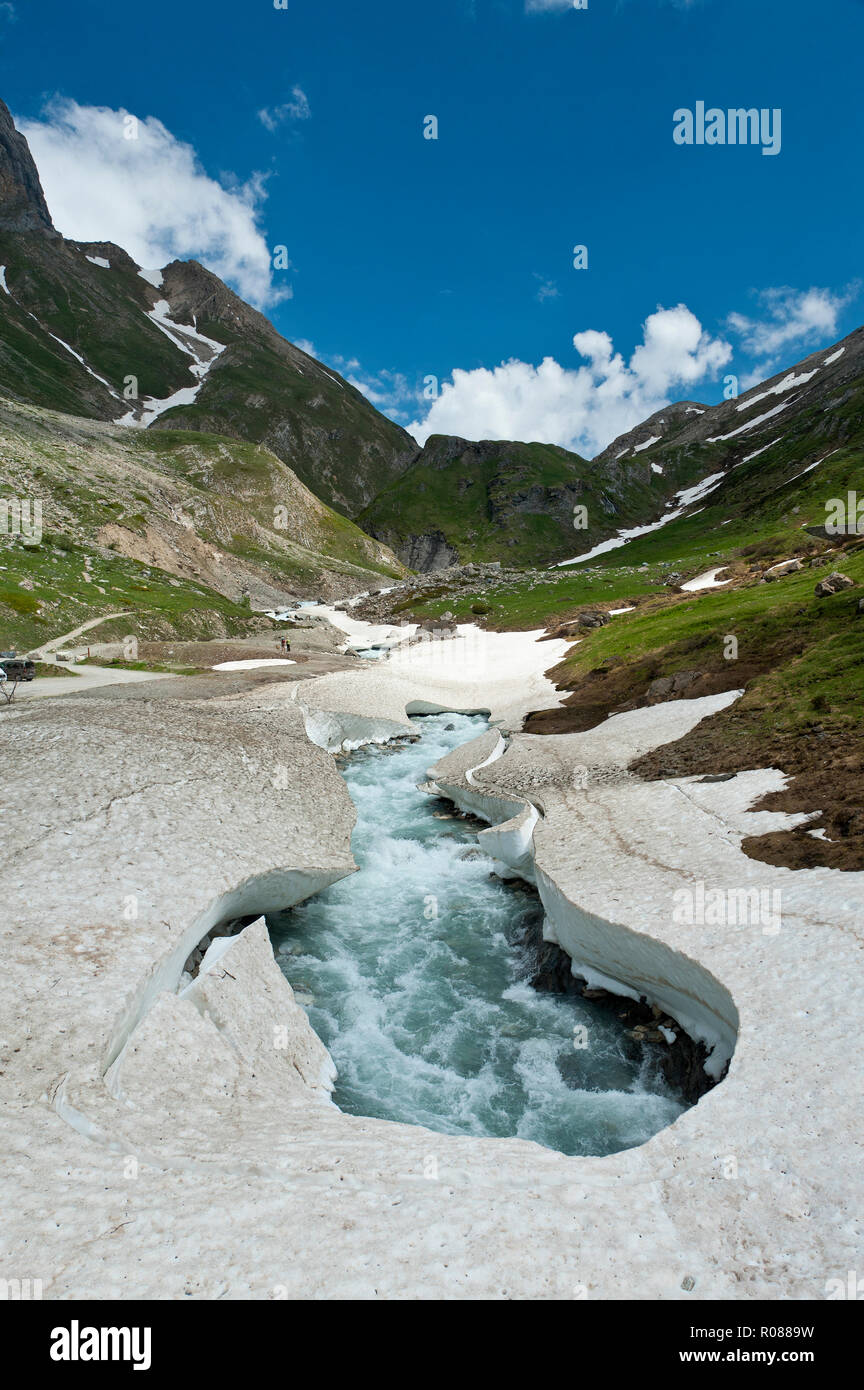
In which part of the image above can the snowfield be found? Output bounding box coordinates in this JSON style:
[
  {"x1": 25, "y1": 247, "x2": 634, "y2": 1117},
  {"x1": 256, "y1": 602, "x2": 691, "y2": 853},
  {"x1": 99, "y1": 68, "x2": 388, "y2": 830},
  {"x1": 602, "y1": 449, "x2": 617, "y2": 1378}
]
[{"x1": 1, "y1": 608, "x2": 861, "y2": 1300}]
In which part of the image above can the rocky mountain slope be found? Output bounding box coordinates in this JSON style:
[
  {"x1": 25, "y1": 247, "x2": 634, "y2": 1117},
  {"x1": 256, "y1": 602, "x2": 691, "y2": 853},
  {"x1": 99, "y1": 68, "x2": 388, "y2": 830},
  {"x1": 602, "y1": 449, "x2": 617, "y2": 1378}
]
[
  {"x1": 361, "y1": 328, "x2": 864, "y2": 571},
  {"x1": 1, "y1": 95, "x2": 861, "y2": 595},
  {"x1": 0, "y1": 99, "x2": 416, "y2": 518},
  {"x1": 587, "y1": 328, "x2": 864, "y2": 542},
  {"x1": 359, "y1": 433, "x2": 668, "y2": 570},
  {"x1": 0, "y1": 394, "x2": 405, "y2": 654}
]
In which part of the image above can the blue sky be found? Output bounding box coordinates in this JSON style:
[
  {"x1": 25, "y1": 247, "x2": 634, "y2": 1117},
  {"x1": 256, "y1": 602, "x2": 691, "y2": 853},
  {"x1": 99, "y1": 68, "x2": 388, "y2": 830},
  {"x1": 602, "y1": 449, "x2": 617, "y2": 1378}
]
[{"x1": 2, "y1": 0, "x2": 862, "y2": 454}]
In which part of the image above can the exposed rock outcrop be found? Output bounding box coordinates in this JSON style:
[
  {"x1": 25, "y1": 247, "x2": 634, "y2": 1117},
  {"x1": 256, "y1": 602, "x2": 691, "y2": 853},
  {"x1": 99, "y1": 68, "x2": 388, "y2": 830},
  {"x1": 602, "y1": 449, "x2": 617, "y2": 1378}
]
[
  {"x1": 815, "y1": 570, "x2": 855, "y2": 597},
  {"x1": 0, "y1": 98, "x2": 54, "y2": 233}
]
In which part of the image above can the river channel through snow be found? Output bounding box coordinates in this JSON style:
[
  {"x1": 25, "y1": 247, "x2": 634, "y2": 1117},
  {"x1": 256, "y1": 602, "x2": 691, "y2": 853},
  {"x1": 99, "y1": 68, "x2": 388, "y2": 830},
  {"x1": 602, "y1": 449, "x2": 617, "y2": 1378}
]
[{"x1": 269, "y1": 713, "x2": 685, "y2": 1156}]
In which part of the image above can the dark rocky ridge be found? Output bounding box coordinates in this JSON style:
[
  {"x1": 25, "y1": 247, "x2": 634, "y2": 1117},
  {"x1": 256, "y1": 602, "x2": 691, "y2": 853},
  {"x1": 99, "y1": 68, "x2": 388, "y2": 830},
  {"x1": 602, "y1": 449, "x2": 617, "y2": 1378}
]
[{"x1": 0, "y1": 98, "x2": 55, "y2": 234}]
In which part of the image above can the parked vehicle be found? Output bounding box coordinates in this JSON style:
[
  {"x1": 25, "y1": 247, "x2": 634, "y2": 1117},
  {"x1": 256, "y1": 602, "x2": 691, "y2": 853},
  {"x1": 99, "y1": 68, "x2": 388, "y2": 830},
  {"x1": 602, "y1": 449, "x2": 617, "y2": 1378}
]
[{"x1": 0, "y1": 651, "x2": 36, "y2": 683}]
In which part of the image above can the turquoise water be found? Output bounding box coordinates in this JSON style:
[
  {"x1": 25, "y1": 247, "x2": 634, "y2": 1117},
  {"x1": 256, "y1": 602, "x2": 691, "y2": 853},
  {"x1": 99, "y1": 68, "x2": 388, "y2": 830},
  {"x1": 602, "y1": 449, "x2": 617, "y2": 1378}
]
[{"x1": 268, "y1": 713, "x2": 684, "y2": 1156}]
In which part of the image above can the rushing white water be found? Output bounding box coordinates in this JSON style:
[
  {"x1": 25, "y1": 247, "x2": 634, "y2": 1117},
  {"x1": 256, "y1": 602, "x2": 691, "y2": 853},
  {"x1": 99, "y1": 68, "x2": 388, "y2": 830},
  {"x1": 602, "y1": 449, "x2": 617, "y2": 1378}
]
[{"x1": 269, "y1": 714, "x2": 685, "y2": 1156}]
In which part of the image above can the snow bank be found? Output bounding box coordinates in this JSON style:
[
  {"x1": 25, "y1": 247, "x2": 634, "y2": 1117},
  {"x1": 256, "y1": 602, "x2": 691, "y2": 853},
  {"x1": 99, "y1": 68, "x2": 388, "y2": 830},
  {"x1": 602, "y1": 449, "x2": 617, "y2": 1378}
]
[
  {"x1": 212, "y1": 658, "x2": 295, "y2": 671},
  {"x1": 680, "y1": 567, "x2": 730, "y2": 592}
]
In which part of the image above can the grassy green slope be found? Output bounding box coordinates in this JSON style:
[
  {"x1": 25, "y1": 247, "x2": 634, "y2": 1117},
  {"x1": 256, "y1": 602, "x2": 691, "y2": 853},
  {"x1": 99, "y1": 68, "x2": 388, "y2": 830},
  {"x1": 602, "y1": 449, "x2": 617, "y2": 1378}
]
[
  {"x1": 134, "y1": 428, "x2": 403, "y2": 579},
  {"x1": 550, "y1": 547, "x2": 864, "y2": 719},
  {"x1": 0, "y1": 397, "x2": 404, "y2": 652},
  {"x1": 393, "y1": 368, "x2": 864, "y2": 628},
  {"x1": 0, "y1": 232, "x2": 195, "y2": 406},
  {"x1": 362, "y1": 330, "x2": 864, "y2": 573},
  {"x1": 359, "y1": 435, "x2": 668, "y2": 569},
  {"x1": 142, "y1": 259, "x2": 418, "y2": 518},
  {"x1": 0, "y1": 530, "x2": 258, "y2": 654}
]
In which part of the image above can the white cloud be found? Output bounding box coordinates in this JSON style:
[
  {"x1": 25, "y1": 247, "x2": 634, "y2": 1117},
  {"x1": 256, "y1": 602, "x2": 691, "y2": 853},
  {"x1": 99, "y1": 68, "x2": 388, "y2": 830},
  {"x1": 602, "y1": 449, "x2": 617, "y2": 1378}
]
[
  {"x1": 727, "y1": 285, "x2": 858, "y2": 362},
  {"x1": 407, "y1": 304, "x2": 732, "y2": 457},
  {"x1": 258, "y1": 86, "x2": 311, "y2": 133},
  {"x1": 534, "y1": 274, "x2": 559, "y2": 302},
  {"x1": 345, "y1": 365, "x2": 418, "y2": 419},
  {"x1": 18, "y1": 98, "x2": 286, "y2": 308},
  {"x1": 290, "y1": 343, "x2": 420, "y2": 422}
]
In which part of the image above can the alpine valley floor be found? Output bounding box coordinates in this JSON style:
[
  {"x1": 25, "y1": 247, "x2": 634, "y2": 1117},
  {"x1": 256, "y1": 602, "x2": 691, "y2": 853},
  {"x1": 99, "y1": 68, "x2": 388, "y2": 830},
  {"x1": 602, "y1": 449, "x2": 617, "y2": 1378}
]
[{"x1": 0, "y1": 611, "x2": 861, "y2": 1300}]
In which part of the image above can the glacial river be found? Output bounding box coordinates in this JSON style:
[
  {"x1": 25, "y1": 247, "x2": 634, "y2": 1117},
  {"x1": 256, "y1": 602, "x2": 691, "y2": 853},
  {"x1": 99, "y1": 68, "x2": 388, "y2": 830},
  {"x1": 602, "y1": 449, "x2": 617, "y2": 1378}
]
[{"x1": 268, "y1": 713, "x2": 684, "y2": 1156}]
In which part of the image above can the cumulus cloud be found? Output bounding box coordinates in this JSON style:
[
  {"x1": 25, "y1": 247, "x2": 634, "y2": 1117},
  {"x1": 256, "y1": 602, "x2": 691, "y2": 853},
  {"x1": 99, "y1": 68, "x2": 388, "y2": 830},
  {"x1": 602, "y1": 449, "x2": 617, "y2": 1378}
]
[
  {"x1": 407, "y1": 304, "x2": 732, "y2": 457},
  {"x1": 258, "y1": 86, "x2": 311, "y2": 133},
  {"x1": 18, "y1": 98, "x2": 286, "y2": 308},
  {"x1": 727, "y1": 285, "x2": 858, "y2": 362}
]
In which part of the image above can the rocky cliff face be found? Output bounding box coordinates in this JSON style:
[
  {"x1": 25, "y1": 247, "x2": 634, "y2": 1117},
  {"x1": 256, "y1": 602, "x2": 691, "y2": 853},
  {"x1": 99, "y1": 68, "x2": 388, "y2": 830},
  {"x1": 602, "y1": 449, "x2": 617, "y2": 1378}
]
[
  {"x1": 0, "y1": 98, "x2": 54, "y2": 233},
  {"x1": 400, "y1": 530, "x2": 460, "y2": 571}
]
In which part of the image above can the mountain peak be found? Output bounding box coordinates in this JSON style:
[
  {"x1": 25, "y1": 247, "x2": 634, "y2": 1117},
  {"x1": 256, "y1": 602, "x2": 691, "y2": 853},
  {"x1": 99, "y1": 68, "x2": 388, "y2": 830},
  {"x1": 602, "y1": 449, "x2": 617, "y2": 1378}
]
[{"x1": 0, "y1": 100, "x2": 54, "y2": 233}]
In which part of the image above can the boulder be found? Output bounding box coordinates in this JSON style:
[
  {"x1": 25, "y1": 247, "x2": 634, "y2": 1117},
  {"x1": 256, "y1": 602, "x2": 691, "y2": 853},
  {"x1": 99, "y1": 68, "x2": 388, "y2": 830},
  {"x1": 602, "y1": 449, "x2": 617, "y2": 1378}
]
[
  {"x1": 814, "y1": 571, "x2": 855, "y2": 598},
  {"x1": 647, "y1": 669, "x2": 701, "y2": 702},
  {"x1": 577, "y1": 609, "x2": 612, "y2": 629}
]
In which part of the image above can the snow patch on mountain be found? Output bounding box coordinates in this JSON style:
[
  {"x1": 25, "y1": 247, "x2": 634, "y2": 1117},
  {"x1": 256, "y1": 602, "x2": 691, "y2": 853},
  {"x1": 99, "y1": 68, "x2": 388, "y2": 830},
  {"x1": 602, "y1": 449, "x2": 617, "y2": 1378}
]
[
  {"x1": 47, "y1": 332, "x2": 117, "y2": 394},
  {"x1": 558, "y1": 468, "x2": 726, "y2": 566},
  {"x1": 739, "y1": 437, "x2": 781, "y2": 466},
  {"x1": 138, "y1": 267, "x2": 164, "y2": 289},
  {"x1": 117, "y1": 299, "x2": 226, "y2": 428},
  {"x1": 707, "y1": 400, "x2": 791, "y2": 444},
  {"x1": 681, "y1": 567, "x2": 731, "y2": 592},
  {"x1": 737, "y1": 369, "x2": 818, "y2": 412}
]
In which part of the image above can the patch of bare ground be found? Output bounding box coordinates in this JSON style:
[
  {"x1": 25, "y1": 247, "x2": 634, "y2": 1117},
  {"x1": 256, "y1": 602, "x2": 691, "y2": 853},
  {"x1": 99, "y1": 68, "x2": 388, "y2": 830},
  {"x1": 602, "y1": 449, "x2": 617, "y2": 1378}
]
[
  {"x1": 631, "y1": 717, "x2": 864, "y2": 872},
  {"x1": 525, "y1": 615, "x2": 864, "y2": 871},
  {"x1": 140, "y1": 639, "x2": 300, "y2": 666}
]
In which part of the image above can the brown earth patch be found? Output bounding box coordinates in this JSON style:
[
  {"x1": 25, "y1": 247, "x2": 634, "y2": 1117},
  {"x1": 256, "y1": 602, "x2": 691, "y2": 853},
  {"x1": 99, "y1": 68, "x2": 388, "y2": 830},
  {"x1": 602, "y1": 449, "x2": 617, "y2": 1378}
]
[
  {"x1": 524, "y1": 653, "x2": 765, "y2": 735},
  {"x1": 140, "y1": 639, "x2": 303, "y2": 667},
  {"x1": 525, "y1": 620, "x2": 864, "y2": 871},
  {"x1": 631, "y1": 716, "x2": 864, "y2": 872}
]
